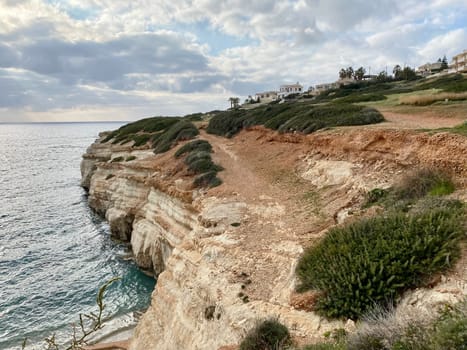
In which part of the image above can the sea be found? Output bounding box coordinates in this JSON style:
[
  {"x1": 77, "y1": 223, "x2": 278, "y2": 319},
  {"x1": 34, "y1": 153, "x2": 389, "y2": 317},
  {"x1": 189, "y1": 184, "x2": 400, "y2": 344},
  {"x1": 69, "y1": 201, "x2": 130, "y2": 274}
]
[{"x1": 0, "y1": 123, "x2": 156, "y2": 349}]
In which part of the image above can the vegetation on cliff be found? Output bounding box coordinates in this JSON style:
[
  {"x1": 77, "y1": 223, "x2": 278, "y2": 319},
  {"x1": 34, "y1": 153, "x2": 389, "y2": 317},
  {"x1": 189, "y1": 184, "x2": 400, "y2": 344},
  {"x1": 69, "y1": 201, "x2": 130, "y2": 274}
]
[
  {"x1": 296, "y1": 206, "x2": 464, "y2": 320},
  {"x1": 239, "y1": 319, "x2": 292, "y2": 350},
  {"x1": 206, "y1": 103, "x2": 384, "y2": 138},
  {"x1": 301, "y1": 299, "x2": 467, "y2": 350},
  {"x1": 175, "y1": 139, "x2": 222, "y2": 188}
]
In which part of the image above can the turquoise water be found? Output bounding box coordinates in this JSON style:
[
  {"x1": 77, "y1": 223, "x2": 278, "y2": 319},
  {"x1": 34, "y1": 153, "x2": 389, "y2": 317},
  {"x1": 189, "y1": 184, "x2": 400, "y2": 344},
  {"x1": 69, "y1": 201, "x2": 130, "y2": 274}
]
[{"x1": 0, "y1": 123, "x2": 156, "y2": 349}]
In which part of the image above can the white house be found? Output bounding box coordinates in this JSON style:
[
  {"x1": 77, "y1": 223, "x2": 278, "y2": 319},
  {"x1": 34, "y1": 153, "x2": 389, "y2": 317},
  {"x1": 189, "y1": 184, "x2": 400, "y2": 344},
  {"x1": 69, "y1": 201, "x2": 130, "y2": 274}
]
[
  {"x1": 254, "y1": 91, "x2": 278, "y2": 102},
  {"x1": 278, "y1": 82, "x2": 303, "y2": 98},
  {"x1": 450, "y1": 50, "x2": 467, "y2": 73}
]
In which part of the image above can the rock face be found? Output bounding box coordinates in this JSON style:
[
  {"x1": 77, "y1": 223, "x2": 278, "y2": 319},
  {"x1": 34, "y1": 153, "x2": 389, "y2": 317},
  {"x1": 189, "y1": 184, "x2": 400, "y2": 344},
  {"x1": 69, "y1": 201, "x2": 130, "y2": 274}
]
[{"x1": 81, "y1": 127, "x2": 467, "y2": 350}]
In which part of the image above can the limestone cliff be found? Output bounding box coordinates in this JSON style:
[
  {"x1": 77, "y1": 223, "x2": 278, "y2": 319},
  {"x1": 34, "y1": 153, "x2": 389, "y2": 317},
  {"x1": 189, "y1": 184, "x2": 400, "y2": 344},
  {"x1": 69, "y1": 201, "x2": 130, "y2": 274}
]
[{"x1": 81, "y1": 126, "x2": 467, "y2": 349}]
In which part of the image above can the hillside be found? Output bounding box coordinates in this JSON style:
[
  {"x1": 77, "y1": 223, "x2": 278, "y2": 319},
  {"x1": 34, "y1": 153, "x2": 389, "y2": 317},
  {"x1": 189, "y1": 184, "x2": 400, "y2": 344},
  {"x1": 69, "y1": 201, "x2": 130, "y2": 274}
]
[{"x1": 81, "y1": 74, "x2": 467, "y2": 350}]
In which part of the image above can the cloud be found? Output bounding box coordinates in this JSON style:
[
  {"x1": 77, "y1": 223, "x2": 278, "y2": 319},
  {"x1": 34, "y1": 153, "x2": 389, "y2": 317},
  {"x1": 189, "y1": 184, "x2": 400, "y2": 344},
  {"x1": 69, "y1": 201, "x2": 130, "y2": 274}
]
[{"x1": 0, "y1": 0, "x2": 466, "y2": 122}]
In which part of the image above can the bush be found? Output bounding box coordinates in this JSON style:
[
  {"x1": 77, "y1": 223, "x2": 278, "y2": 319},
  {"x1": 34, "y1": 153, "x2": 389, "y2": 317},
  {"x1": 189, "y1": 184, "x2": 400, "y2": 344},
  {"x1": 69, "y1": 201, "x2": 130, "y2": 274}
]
[
  {"x1": 152, "y1": 120, "x2": 199, "y2": 154},
  {"x1": 240, "y1": 319, "x2": 292, "y2": 350},
  {"x1": 125, "y1": 156, "x2": 137, "y2": 161},
  {"x1": 174, "y1": 140, "x2": 223, "y2": 188},
  {"x1": 110, "y1": 156, "x2": 124, "y2": 163},
  {"x1": 345, "y1": 299, "x2": 467, "y2": 350},
  {"x1": 187, "y1": 157, "x2": 223, "y2": 174},
  {"x1": 393, "y1": 168, "x2": 455, "y2": 200},
  {"x1": 131, "y1": 134, "x2": 151, "y2": 147},
  {"x1": 337, "y1": 93, "x2": 387, "y2": 103},
  {"x1": 193, "y1": 171, "x2": 222, "y2": 188},
  {"x1": 206, "y1": 103, "x2": 384, "y2": 138},
  {"x1": 175, "y1": 140, "x2": 213, "y2": 158},
  {"x1": 102, "y1": 117, "x2": 181, "y2": 143},
  {"x1": 296, "y1": 209, "x2": 464, "y2": 320}
]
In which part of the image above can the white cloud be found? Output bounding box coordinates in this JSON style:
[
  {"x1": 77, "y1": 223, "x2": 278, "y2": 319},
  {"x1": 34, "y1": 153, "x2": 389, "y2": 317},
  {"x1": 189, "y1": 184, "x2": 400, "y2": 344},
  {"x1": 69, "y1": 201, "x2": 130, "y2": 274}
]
[{"x1": 0, "y1": 0, "x2": 466, "y2": 121}]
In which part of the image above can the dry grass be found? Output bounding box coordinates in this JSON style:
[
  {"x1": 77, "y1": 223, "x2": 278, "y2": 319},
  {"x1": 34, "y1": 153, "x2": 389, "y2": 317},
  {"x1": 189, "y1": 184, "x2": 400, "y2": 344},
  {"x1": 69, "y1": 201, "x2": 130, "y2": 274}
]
[{"x1": 400, "y1": 92, "x2": 467, "y2": 106}]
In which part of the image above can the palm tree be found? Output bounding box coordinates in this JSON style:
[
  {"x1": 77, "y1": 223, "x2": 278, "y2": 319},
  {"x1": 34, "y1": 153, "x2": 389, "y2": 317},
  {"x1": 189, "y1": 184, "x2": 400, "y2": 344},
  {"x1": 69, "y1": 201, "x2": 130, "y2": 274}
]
[{"x1": 228, "y1": 97, "x2": 240, "y2": 109}]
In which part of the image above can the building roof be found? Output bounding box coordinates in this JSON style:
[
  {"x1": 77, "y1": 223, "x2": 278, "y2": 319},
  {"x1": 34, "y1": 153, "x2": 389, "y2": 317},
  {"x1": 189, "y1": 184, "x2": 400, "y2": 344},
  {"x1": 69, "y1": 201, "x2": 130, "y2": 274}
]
[{"x1": 280, "y1": 82, "x2": 303, "y2": 88}]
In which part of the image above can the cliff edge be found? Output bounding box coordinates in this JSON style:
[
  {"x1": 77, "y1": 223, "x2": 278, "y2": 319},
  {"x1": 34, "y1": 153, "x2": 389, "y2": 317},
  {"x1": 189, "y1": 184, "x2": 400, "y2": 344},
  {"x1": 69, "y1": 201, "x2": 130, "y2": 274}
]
[{"x1": 81, "y1": 114, "x2": 467, "y2": 349}]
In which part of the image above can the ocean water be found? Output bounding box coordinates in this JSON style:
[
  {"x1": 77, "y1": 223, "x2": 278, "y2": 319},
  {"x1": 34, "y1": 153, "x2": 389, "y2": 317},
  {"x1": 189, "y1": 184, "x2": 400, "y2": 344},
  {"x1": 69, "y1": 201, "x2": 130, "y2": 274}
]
[{"x1": 0, "y1": 123, "x2": 156, "y2": 349}]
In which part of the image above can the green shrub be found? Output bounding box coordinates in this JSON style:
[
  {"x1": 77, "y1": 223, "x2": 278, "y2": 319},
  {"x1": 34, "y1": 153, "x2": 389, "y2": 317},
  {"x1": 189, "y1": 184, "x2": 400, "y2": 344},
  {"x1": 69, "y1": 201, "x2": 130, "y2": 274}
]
[
  {"x1": 187, "y1": 157, "x2": 223, "y2": 174},
  {"x1": 364, "y1": 188, "x2": 389, "y2": 207},
  {"x1": 153, "y1": 120, "x2": 199, "y2": 154},
  {"x1": 102, "y1": 117, "x2": 181, "y2": 143},
  {"x1": 416, "y1": 74, "x2": 467, "y2": 93},
  {"x1": 174, "y1": 140, "x2": 223, "y2": 188},
  {"x1": 240, "y1": 319, "x2": 292, "y2": 350},
  {"x1": 206, "y1": 103, "x2": 384, "y2": 138},
  {"x1": 125, "y1": 156, "x2": 137, "y2": 161},
  {"x1": 175, "y1": 140, "x2": 213, "y2": 158},
  {"x1": 110, "y1": 156, "x2": 124, "y2": 163},
  {"x1": 131, "y1": 134, "x2": 151, "y2": 147},
  {"x1": 430, "y1": 302, "x2": 467, "y2": 349},
  {"x1": 193, "y1": 171, "x2": 222, "y2": 188},
  {"x1": 337, "y1": 93, "x2": 387, "y2": 103},
  {"x1": 296, "y1": 209, "x2": 464, "y2": 320}
]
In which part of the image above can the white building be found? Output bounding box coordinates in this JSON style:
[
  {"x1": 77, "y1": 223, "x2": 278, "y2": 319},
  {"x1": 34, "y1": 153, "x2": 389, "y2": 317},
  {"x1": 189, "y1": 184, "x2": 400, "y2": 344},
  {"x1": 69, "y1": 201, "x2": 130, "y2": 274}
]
[
  {"x1": 450, "y1": 50, "x2": 467, "y2": 73},
  {"x1": 254, "y1": 91, "x2": 278, "y2": 102},
  {"x1": 278, "y1": 82, "x2": 303, "y2": 98}
]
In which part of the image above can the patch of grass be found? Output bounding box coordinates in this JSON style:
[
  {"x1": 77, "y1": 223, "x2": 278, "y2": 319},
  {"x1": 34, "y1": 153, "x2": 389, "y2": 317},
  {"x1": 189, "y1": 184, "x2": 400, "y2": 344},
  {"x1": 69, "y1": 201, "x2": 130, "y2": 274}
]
[
  {"x1": 296, "y1": 208, "x2": 464, "y2": 320},
  {"x1": 152, "y1": 120, "x2": 199, "y2": 154},
  {"x1": 416, "y1": 74, "x2": 467, "y2": 93},
  {"x1": 393, "y1": 168, "x2": 455, "y2": 201},
  {"x1": 240, "y1": 319, "x2": 292, "y2": 350},
  {"x1": 125, "y1": 156, "x2": 136, "y2": 161},
  {"x1": 131, "y1": 134, "x2": 151, "y2": 147},
  {"x1": 399, "y1": 92, "x2": 467, "y2": 106},
  {"x1": 206, "y1": 103, "x2": 384, "y2": 138},
  {"x1": 102, "y1": 117, "x2": 181, "y2": 144},
  {"x1": 110, "y1": 156, "x2": 124, "y2": 163},
  {"x1": 337, "y1": 93, "x2": 387, "y2": 104},
  {"x1": 175, "y1": 140, "x2": 213, "y2": 158},
  {"x1": 303, "y1": 299, "x2": 467, "y2": 350}
]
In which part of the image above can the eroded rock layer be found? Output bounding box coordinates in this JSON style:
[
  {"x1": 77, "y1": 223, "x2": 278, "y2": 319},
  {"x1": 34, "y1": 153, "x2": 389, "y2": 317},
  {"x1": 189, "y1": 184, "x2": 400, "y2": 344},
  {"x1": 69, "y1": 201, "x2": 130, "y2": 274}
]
[{"x1": 82, "y1": 127, "x2": 467, "y2": 350}]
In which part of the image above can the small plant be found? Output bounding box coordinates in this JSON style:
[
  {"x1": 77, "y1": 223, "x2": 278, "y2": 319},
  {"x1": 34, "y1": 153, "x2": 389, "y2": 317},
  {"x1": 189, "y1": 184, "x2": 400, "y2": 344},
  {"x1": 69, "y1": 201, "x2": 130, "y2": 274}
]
[
  {"x1": 193, "y1": 171, "x2": 222, "y2": 188},
  {"x1": 364, "y1": 188, "x2": 388, "y2": 207},
  {"x1": 22, "y1": 278, "x2": 120, "y2": 350},
  {"x1": 240, "y1": 319, "x2": 292, "y2": 350},
  {"x1": 110, "y1": 156, "x2": 124, "y2": 163},
  {"x1": 153, "y1": 120, "x2": 199, "y2": 154},
  {"x1": 296, "y1": 208, "x2": 464, "y2": 320},
  {"x1": 105, "y1": 174, "x2": 115, "y2": 180},
  {"x1": 393, "y1": 168, "x2": 455, "y2": 200},
  {"x1": 174, "y1": 140, "x2": 223, "y2": 188},
  {"x1": 175, "y1": 140, "x2": 213, "y2": 158},
  {"x1": 125, "y1": 155, "x2": 137, "y2": 162}
]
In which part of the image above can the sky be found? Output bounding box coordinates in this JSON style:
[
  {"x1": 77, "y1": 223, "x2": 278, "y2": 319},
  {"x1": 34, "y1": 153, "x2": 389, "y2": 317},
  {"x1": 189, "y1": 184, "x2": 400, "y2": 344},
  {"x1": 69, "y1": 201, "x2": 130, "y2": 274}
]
[{"x1": 0, "y1": 0, "x2": 466, "y2": 122}]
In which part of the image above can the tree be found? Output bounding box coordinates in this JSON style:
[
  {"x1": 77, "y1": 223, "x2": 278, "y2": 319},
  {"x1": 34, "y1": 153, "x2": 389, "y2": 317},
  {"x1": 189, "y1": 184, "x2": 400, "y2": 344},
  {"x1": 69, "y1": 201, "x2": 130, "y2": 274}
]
[
  {"x1": 354, "y1": 66, "x2": 366, "y2": 81},
  {"x1": 402, "y1": 66, "x2": 417, "y2": 80},
  {"x1": 377, "y1": 70, "x2": 389, "y2": 82},
  {"x1": 441, "y1": 55, "x2": 449, "y2": 70},
  {"x1": 339, "y1": 68, "x2": 347, "y2": 80},
  {"x1": 393, "y1": 65, "x2": 402, "y2": 80},
  {"x1": 228, "y1": 97, "x2": 240, "y2": 109},
  {"x1": 346, "y1": 66, "x2": 354, "y2": 79}
]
